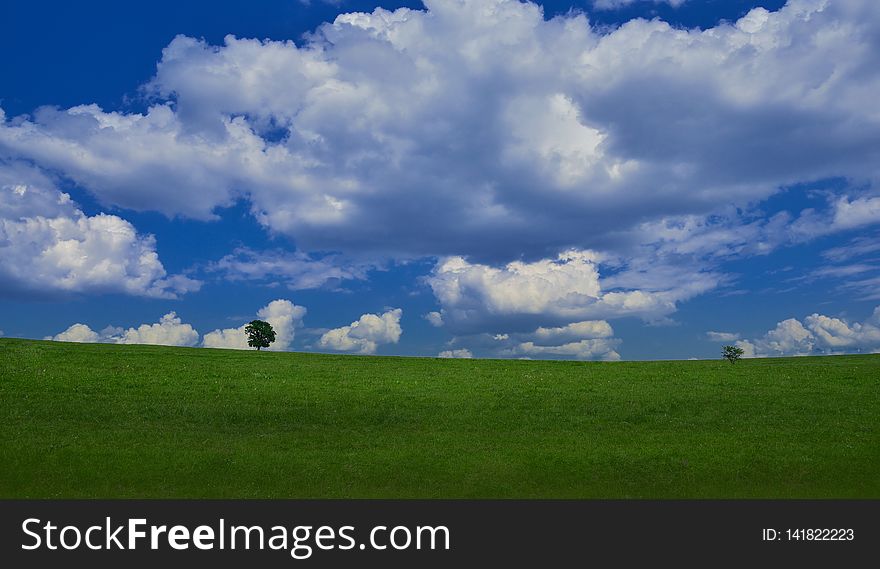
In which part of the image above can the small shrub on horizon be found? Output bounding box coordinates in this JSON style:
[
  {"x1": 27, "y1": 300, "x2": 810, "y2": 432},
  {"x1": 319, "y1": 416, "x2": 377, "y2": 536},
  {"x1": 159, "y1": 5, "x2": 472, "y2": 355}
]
[{"x1": 722, "y1": 345, "x2": 745, "y2": 364}]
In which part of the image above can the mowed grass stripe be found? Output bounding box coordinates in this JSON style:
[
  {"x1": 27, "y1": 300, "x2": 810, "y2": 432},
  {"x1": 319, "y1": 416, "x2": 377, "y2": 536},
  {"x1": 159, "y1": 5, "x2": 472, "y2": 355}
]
[{"x1": 0, "y1": 338, "x2": 877, "y2": 498}]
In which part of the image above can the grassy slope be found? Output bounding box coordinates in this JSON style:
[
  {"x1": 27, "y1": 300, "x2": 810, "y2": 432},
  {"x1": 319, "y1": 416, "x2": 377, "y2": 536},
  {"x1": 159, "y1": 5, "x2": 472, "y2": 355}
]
[{"x1": 0, "y1": 338, "x2": 878, "y2": 498}]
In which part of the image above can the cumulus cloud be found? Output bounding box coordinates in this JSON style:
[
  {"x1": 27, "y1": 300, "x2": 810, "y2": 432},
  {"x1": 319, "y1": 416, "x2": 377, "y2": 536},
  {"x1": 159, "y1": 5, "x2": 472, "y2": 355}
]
[
  {"x1": 1, "y1": 0, "x2": 878, "y2": 263},
  {"x1": 0, "y1": 105, "x2": 242, "y2": 220},
  {"x1": 426, "y1": 250, "x2": 714, "y2": 331},
  {"x1": 0, "y1": 161, "x2": 199, "y2": 299},
  {"x1": 48, "y1": 301, "x2": 307, "y2": 351},
  {"x1": 438, "y1": 348, "x2": 473, "y2": 358},
  {"x1": 532, "y1": 320, "x2": 614, "y2": 342},
  {"x1": 116, "y1": 312, "x2": 200, "y2": 346},
  {"x1": 509, "y1": 339, "x2": 621, "y2": 360},
  {"x1": 442, "y1": 318, "x2": 621, "y2": 361},
  {"x1": 737, "y1": 318, "x2": 815, "y2": 357},
  {"x1": 319, "y1": 308, "x2": 402, "y2": 354},
  {"x1": 736, "y1": 306, "x2": 880, "y2": 357},
  {"x1": 49, "y1": 323, "x2": 101, "y2": 343},
  {"x1": 501, "y1": 319, "x2": 621, "y2": 360},
  {"x1": 49, "y1": 312, "x2": 199, "y2": 346},
  {"x1": 804, "y1": 310, "x2": 880, "y2": 350},
  {"x1": 202, "y1": 299, "x2": 306, "y2": 351}
]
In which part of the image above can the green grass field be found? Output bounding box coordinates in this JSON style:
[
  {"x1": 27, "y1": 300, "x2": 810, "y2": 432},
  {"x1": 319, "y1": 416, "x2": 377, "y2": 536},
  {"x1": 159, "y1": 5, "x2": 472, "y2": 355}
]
[{"x1": 1, "y1": 338, "x2": 878, "y2": 498}]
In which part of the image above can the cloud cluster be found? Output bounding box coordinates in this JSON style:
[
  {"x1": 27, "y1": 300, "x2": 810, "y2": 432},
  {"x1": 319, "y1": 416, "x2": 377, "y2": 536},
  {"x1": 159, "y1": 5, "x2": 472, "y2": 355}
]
[
  {"x1": 318, "y1": 308, "x2": 402, "y2": 354},
  {"x1": 117, "y1": 312, "x2": 200, "y2": 346},
  {"x1": 202, "y1": 299, "x2": 306, "y2": 350},
  {"x1": 1, "y1": 0, "x2": 878, "y2": 263},
  {"x1": 438, "y1": 348, "x2": 473, "y2": 358},
  {"x1": 48, "y1": 300, "x2": 307, "y2": 350},
  {"x1": 502, "y1": 319, "x2": 620, "y2": 360},
  {"x1": 423, "y1": 248, "x2": 720, "y2": 359},
  {"x1": 49, "y1": 312, "x2": 199, "y2": 347},
  {"x1": 442, "y1": 317, "x2": 621, "y2": 360},
  {"x1": 0, "y1": 162, "x2": 199, "y2": 299},
  {"x1": 735, "y1": 306, "x2": 880, "y2": 357},
  {"x1": 426, "y1": 250, "x2": 713, "y2": 331},
  {"x1": 508, "y1": 338, "x2": 620, "y2": 360}
]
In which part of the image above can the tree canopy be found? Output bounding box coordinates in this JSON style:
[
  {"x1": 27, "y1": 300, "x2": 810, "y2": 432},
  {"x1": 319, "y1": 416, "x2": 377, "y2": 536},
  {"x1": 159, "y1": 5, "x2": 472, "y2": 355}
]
[{"x1": 245, "y1": 320, "x2": 275, "y2": 351}]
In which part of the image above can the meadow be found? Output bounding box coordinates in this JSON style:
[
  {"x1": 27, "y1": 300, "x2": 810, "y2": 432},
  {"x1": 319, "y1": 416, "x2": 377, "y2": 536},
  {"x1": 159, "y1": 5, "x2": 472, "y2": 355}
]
[{"x1": 1, "y1": 338, "x2": 878, "y2": 498}]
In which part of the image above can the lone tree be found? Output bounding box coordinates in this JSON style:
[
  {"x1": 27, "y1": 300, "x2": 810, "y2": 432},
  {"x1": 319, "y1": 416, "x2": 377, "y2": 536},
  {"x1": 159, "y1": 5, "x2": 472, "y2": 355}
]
[
  {"x1": 722, "y1": 344, "x2": 745, "y2": 364},
  {"x1": 245, "y1": 320, "x2": 276, "y2": 351}
]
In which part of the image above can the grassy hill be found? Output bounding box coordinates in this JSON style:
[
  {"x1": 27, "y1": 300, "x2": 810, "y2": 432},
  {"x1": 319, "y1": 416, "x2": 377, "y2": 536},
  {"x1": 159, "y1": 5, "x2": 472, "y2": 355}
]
[{"x1": 1, "y1": 338, "x2": 878, "y2": 498}]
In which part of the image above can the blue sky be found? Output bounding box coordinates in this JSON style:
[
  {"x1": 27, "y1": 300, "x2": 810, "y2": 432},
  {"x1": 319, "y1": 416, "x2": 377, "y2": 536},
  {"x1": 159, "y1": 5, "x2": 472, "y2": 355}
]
[{"x1": 1, "y1": 0, "x2": 879, "y2": 360}]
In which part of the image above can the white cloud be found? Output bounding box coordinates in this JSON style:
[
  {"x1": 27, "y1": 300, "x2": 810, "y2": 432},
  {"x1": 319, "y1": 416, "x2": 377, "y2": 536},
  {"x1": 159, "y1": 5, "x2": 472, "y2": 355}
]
[
  {"x1": 706, "y1": 331, "x2": 740, "y2": 342},
  {"x1": 445, "y1": 318, "x2": 621, "y2": 361},
  {"x1": 202, "y1": 299, "x2": 306, "y2": 351},
  {"x1": 1, "y1": 0, "x2": 878, "y2": 262},
  {"x1": 736, "y1": 306, "x2": 880, "y2": 357},
  {"x1": 831, "y1": 196, "x2": 880, "y2": 232},
  {"x1": 200, "y1": 327, "x2": 250, "y2": 350},
  {"x1": 423, "y1": 248, "x2": 721, "y2": 360},
  {"x1": 49, "y1": 301, "x2": 307, "y2": 351},
  {"x1": 424, "y1": 311, "x2": 444, "y2": 327},
  {"x1": 533, "y1": 320, "x2": 614, "y2": 342},
  {"x1": 49, "y1": 312, "x2": 199, "y2": 346},
  {"x1": 740, "y1": 318, "x2": 815, "y2": 357},
  {"x1": 785, "y1": 195, "x2": 880, "y2": 242},
  {"x1": 426, "y1": 250, "x2": 712, "y2": 331},
  {"x1": 510, "y1": 339, "x2": 621, "y2": 360},
  {"x1": 49, "y1": 323, "x2": 101, "y2": 343},
  {"x1": 319, "y1": 308, "x2": 402, "y2": 354},
  {"x1": 438, "y1": 348, "x2": 473, "y2": 358},
  {"x1": 48, "y1": 301, "x2": 312, "y2": 352},
  {"x1": 0, "y1": 162, "x2": 199, "y2": 299},
  {"x1": 0, "y1": 105, "x2": 243, "y2": 220},
  {"x1": 429, "y1": 251, "x2": 601, "y2": 317},
  {"x1": 805, "y1": 310, "x2": 880, "y2": 349},
  {"x1": 116, "y1": 312, "x2": 200, "y2": 347},
  {"x1": 503, "y1": 319, "x2": 621, "y2": 360}
]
